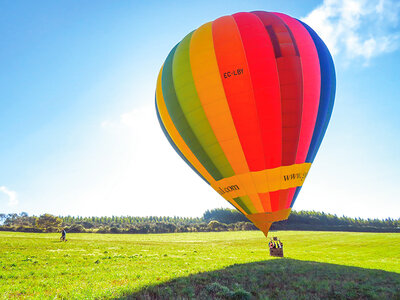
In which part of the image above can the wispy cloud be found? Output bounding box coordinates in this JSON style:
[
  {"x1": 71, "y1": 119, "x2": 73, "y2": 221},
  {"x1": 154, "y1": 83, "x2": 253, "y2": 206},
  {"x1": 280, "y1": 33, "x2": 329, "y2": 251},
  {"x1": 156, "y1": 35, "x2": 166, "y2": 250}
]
[
  {"x1": 94, "y1": 105, "x2": 224, "y2": 217},
  {"x1": 0, "y1": 186, "x2": 18, "y2": 206},
  {"x1": 302, "y1": 0, "x2": 400, "y2": 63},
  {"x1": 101, "y1": 106, "x2": 149, "y2": 131}
]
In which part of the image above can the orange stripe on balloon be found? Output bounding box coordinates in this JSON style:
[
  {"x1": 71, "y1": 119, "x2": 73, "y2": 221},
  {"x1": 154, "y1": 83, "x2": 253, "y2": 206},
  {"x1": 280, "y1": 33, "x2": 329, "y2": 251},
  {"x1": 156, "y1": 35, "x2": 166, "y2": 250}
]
[{"x1": 258, "y1": 192, "x2": 272, "y2": 212}]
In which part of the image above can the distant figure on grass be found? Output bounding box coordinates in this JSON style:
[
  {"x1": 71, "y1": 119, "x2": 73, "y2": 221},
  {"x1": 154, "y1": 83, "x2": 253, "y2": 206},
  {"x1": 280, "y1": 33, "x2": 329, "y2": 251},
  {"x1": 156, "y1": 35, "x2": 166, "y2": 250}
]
[{"x1": 60, "y1": 228, "x2": 67, "y2": 242}]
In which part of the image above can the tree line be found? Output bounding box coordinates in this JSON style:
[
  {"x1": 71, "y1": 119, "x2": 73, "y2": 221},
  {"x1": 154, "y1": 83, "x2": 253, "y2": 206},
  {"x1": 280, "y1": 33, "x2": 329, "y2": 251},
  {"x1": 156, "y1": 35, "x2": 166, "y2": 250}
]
[{"x1": 0, "y1": 209, "x2": 398, "y2": 234}]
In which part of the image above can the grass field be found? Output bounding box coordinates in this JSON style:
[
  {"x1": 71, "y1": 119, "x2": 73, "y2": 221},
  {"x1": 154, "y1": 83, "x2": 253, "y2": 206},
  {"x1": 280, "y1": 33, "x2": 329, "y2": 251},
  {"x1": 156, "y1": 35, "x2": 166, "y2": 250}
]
[{"x1": 0, "y1": 230, "x2": 399, "y2": 299}]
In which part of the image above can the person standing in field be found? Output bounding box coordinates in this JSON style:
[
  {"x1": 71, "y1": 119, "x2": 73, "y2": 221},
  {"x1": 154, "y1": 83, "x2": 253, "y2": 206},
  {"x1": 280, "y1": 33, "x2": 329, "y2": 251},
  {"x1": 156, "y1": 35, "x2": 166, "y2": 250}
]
[{"x1": 60, "y1": 228, "x2": 67, "y2": 241}]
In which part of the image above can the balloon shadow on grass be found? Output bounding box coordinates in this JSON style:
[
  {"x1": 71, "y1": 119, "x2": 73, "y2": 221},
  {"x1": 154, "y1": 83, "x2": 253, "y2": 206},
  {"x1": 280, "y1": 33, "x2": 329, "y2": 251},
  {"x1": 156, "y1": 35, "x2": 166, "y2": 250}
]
[{"x1": 115, "y1": 259, "x2": 400, "y2": 299}]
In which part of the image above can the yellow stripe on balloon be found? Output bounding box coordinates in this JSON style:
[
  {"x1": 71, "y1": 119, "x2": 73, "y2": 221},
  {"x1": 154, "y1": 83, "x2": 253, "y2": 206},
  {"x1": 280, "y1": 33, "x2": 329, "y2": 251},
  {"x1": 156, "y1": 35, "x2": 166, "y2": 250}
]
[
  {"x1": 156, "y1": 66, "x2": 215, "y2": 185},
  {"x1": 190, "y1": 22, "x2": 250, "y2": 175}
]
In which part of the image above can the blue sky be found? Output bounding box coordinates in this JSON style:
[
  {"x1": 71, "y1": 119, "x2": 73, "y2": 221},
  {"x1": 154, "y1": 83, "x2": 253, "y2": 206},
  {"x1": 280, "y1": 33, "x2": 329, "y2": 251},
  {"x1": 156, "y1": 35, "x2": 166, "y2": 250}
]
[{"x1": 1, "y1": 0, "x2": 399, "y2": 219}]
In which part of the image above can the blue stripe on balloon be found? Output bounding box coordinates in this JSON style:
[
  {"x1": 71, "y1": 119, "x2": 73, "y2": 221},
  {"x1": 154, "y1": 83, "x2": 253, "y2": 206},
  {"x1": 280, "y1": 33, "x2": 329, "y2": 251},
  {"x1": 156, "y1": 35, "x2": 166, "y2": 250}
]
[
  {"x1": 155, "y1": 98, "x2": 210, "y2": 185},
  {"x1": 300, "y1": 20, "x2": 336, "y2": 163},
  {"x1": 291, "y1": 186, "x2": 302, "y2": 208},
  {"x1": 290, "y1": 19, "x2": 336, "y2": 208}
]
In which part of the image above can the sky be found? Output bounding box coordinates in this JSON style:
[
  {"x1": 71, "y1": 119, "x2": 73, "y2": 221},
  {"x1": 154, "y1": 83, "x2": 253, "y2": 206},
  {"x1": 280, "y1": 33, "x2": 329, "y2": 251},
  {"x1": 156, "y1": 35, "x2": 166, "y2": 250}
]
[{"x1": 0, "y1": 0, "x2": 399, "y2": 219}]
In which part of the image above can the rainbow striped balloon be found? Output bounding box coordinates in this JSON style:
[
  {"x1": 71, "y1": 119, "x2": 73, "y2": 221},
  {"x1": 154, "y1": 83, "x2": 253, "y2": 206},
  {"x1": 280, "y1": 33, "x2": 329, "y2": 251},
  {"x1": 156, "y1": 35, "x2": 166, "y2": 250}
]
[{"x1": 156, "y1": 11, "x2": 335, "y2": 236}]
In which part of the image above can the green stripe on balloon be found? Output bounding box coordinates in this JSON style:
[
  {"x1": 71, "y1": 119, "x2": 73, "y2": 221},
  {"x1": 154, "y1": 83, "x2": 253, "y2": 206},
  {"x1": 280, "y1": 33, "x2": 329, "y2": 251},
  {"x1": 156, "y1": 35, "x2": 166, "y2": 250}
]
[
  {"x1": 161, "y1": 43, "x2": 223, "y2": 181},
  {"x1": 233, "y1": 196, "x2": 256, "y2": 215},
  {"x1": 233, "y1": 197, "x2": 251, "y2": 214}
]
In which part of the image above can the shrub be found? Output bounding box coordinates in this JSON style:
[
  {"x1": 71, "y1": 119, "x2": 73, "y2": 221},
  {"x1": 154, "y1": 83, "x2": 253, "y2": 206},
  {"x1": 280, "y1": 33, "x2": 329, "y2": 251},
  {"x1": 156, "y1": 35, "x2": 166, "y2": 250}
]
[
  {"x1": 67, "y1": 224, "x2": 86, "y2": 233},
  {"x1": 110, "y1": 227, "x2": 121, "y2": 233},
  {"x1": 96, "y1": 226, "x2": 110, "y2": 233},
  {"x1": 127, "y1": 227, "x2": 139, "y2": 234},
  {"x1": 17, "y1": 226, "x2": 43, "y2": 233},
  {"x1": 207, "y1": 220, "x2": 227, "y2": 231}
]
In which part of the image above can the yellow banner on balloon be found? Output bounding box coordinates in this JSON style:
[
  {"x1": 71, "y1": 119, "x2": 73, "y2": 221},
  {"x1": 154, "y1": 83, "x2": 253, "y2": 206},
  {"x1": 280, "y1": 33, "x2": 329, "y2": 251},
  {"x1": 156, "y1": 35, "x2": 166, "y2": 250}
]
[{"x1": 211, "y1": 163, "x2": 311, "y2": 198}]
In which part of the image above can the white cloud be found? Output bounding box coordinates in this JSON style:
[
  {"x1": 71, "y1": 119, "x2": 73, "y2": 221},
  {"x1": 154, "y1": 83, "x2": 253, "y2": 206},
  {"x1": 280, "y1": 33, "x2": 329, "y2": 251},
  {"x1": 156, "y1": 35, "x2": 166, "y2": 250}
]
[
  {"x1": 0, "y1": 186, "x2": 18, "y2": 206},
  {"x1": 90, "y1": 105, "x2": 228, "y2": 217},
  {"x1": 302, "y1": 0, "x2": 400, "y2": 62}
]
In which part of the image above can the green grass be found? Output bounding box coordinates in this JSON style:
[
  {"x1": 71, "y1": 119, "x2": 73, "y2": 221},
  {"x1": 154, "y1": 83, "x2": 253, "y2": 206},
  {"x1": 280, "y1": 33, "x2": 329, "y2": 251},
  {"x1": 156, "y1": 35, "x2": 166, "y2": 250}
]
[{"x1": 0, "y1": 231, "x2": 399, "y2": 299}]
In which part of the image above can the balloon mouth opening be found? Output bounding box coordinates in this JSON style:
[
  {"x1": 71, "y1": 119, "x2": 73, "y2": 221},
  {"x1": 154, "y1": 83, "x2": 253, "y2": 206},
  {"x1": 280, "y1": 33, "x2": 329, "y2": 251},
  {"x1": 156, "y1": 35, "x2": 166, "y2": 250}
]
[{"x1": 246, "y1": 208, "x2": 291, "y2": 237}]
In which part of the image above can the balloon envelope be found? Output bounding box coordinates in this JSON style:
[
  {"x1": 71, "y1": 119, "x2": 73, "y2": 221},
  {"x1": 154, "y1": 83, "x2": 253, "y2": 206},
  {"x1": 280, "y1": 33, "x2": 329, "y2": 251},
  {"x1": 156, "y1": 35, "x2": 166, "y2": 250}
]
[{"x1": 156, "y1": 11, "x2": 335, "y2": 237}]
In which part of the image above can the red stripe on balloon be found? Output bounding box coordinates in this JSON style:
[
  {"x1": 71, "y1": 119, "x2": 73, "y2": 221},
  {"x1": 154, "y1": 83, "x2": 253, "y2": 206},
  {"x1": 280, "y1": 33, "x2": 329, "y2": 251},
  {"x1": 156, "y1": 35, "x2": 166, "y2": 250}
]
[
  {"x1": 269, "y1": 191, "x2": 280, "y2": 211},
  {"x1": 252, "y1": 11, "x2": 304, "y2": 211},
  {"x1": 273, "y1": 13, "x2": 321, "y2": 208},
  {"x1": 211, "y1": 16, "x2": 266, "y2": 172},
  {"x1": 232, "y1": 12, "x2": 282, "y2": 172},
  {"x1": 252, "y1": 11, "x2": 303, "y2": 167}
]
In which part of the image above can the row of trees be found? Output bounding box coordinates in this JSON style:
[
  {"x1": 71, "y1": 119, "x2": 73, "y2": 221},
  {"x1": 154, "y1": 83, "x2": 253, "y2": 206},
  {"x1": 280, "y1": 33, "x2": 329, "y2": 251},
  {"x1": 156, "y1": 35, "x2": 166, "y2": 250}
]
[
  {"x1": 0, "y1": 212, "x2": 255, "y2": 233},
  {"x1": 1, "y1": 209, "x2": 399, "y2": 234},
  {"x1": 271, "y1": 210, "x2": 400, "y2": 232}
]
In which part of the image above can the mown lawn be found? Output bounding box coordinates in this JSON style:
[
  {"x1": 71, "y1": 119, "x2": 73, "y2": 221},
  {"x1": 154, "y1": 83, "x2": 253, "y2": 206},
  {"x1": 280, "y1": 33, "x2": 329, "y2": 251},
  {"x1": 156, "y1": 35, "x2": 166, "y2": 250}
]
[{"x1": 0, "y1": 231, "x2": 399, "y2": 299}]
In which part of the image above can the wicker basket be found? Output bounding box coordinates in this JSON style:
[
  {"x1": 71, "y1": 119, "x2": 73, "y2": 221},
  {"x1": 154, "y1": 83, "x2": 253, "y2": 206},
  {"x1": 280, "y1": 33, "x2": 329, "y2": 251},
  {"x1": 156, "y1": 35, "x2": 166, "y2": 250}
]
[
  {"x1": 269, "y1": 237, "x2": 284, "y2": 257},
  {"x1": 269, "y1": 247, "x2": 284, "y2": 257}
]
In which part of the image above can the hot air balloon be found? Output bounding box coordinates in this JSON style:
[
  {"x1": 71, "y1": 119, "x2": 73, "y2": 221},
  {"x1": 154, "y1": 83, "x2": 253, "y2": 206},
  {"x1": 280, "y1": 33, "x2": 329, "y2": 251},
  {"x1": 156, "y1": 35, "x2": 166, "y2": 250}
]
[{"x1": 155, "y1": 11, "x2": 335, "y2": 237}]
